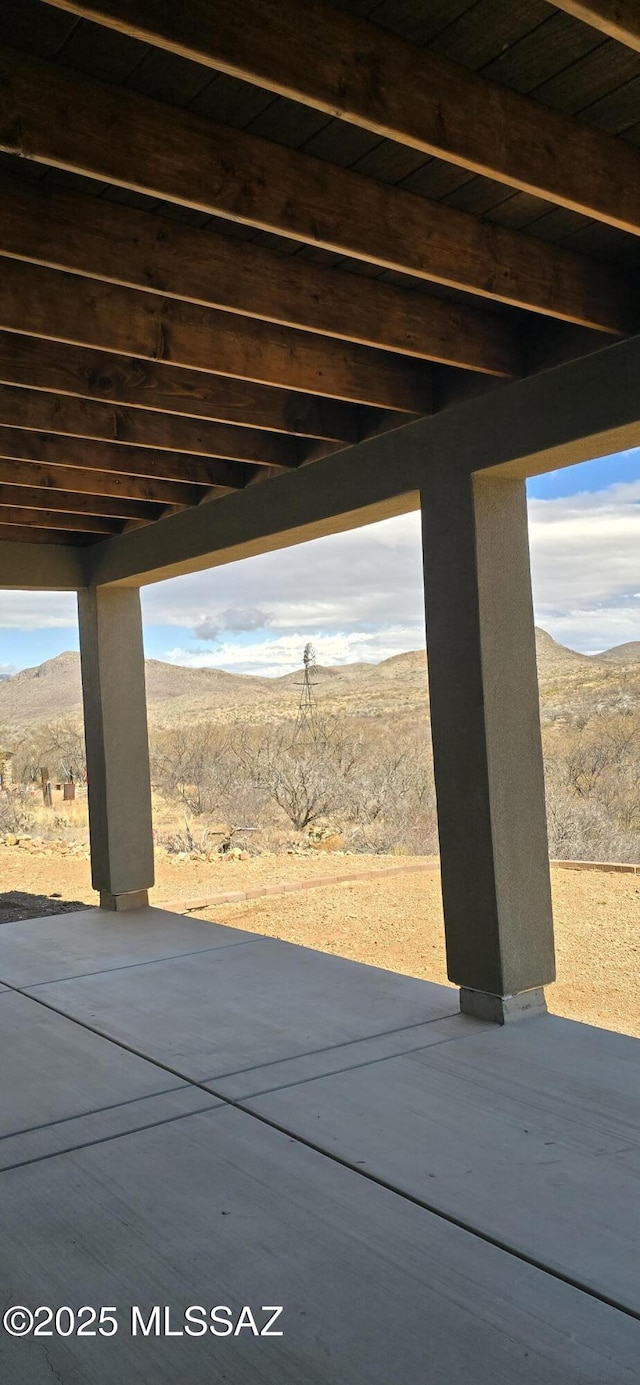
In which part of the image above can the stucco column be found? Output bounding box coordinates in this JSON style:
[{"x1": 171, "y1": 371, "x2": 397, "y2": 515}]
[
  {"x1": 420, "y1": 465, "x2": 555, "y2": 1022},
  {"x1": 77, "y1": 585, "x2": 154, "y2": 910}
]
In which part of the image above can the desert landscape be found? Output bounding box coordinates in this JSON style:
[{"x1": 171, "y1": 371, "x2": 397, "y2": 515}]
[
  {"x1": 1, "y1": 628, "x2": 639, "y2": 1038},
  {"x1": 3, "y1": 625, "x2": 640, "y2": 859}
]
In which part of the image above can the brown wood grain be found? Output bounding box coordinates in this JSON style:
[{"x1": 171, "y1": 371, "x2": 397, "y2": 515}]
[
  {"x1": 0, "y1": 504, "x2": 121, "y2": 533},
  {"x1": 0, "y1": 48, "x2": 630, "y2": 334},
  {"x1": 37, "y1": 0, "x2": 640, "y2": 230},
  {"x1": 0, "y1": 256, "x2": 432, "y2": 414},
  {"x1": 545, "y1": 0, "x2": 640, "y2": 51},
  {"x1": 0, "y1": 522, "x2": 96, "y2": 544},
  {"x1": 0, "y1": 484, "x2": 162, "y2": 520},
  {"x1": 0, "y1": 333, "x2": 366, "y2": 443},
  {"x1": 0, "y1": 384, "x2": 300, "y2": 467},
  {"x1": 0, "y1": 428, "x2": 249, "y2": 489},
  {"x1": 0, "y1": 174, "x2": 520, "y2": 375},
  {"x1": 0, "y1": 456, "x2": 200, "y2": 505}
]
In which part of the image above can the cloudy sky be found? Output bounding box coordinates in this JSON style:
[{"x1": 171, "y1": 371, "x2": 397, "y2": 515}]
[{"x1": 1, "y1": 447, "x2": 640, "y2": 677}]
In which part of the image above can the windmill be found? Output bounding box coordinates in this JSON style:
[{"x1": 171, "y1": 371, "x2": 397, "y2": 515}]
[{"x1": 293, "y1": 641, "x2": 319, "y2": 737}]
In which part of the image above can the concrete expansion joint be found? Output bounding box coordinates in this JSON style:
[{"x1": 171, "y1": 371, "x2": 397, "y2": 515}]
[{"x1": 459, "y1": 986, "x2": 548, "y2": 1025}]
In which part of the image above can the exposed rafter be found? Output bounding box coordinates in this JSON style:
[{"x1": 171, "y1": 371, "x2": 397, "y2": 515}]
[
  {"x1": 0, "y1": 457, "x2": 202, "y2": 506},
  {"x1": 0, "y1": 484, "x2": 162, "y2": 521},
  {"x1": 1, "y1": 3, "x2": 638, "y2": 552},
  {"x1": 0, "y1": 50, "x2": 631, "y2": 334},
  {"x1": 0, "y1": 255, "x2": 431, "y2": 414},
  {"x1": 0, "y1": 522, "x2": 96, "y2": 545},
  {"x1": 0, "y1": 174, "x2": 521, "y2": 376},
  {"x1": 0, "y1": 384, "x2": 301, "y2": 467},
  {"x1": 0, "y1": 428, "x2": 250, "y2": 490},
  {"x1": 41, "y1": 0, "x2": 640, "y2": 232},
  {"x1": 544, "y1": 0, "x2": 640, "y2": 51},
  {"x1": 0, "y1": 332, "x2": 368, "y2": 444},
  {"x1": 0, "y1": 505, "x2": 123, "y2": 533}
]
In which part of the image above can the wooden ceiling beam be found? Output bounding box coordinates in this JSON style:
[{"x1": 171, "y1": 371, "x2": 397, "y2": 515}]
[
  {"x1": 544, "y1": 1, "x2": 640, "y2": 51},
  {"x1": 0, "y1": 456, "x2": 202, "y2": 505},
  {"x1": 0, "y1": 428, "x2": 249, "y2": 489},
  {"x1": 0, "y1": 505, "x2": 122, "y2": 533},
  {"x1": 0, "y1": 49, "x2": 631, "y2": 336},
  {"x1": 0, "y1": 522, "x2": 95, "y2": 545},
  {"x1": 0, "y1": 332, "x2": 365, "y2": 444},
  {"x1": 0, "y1": 174, "x2": 520, "y2": 376},
  {"x1": 40, "y1": 0, "x2": 640, "y2": 235},
  {"x1": 0, "y1": 484, "x2": 163, "y2": 521},
  {"x1": 0, "y1": 255, "x2": 430, "y2": 416},
  {"x1": 0, "y1": 383, "x2": 300, "y2": 468}
]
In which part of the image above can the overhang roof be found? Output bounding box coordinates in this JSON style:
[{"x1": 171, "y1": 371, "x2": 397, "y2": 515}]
[{"x1": 0, "y1": 0, "x2": 639, "y2": 547}]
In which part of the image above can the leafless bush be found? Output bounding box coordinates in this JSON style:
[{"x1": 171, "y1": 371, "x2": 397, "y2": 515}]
[
  {"x1": 544, "y1": 712, "x2": 640, "y2": 862},
  {"x1": 0, "y1": 787, "x2": 35, "y2": 836},
  {"x1": 240, "y1": 716, "x2": 352, "y2": 831},
  {"x1": 11, "y1": 719, "x2": 86, "y2": 785},
  {"x1": 14, "y1": 695, "x2": 640, "y2": 864},
  {"x1": 340, "y1": 733, "x2": 438, "y2": 854},
  {"x1": 151, "y1": 723, "x2": 270, "y2": 836}
]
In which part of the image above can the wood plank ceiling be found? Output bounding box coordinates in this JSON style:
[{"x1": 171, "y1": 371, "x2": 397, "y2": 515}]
[{"x1": 0, "y1": 0, "x2": 638, "y2": 544}]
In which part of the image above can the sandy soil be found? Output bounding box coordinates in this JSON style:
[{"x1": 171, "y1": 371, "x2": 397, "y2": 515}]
[
  {"x1": 0, "y1": 846, "x2": 637, "y2": 1038},
  {"x1": 0, "y1": 845, "x2": 410, "y2": 910},
  {"x1": 196, "y1": 865, "x2": 640, "y2": 1038}
]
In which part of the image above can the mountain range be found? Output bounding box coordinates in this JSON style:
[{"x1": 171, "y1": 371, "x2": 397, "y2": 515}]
[{"x1": 0, "y1": 630, "x2": 639, "y2": 734}]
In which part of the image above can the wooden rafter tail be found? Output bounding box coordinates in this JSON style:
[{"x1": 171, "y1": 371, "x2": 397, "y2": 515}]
[
  {"x1": 0, "y1": 331, "x2": 369, "y2": 443},
  {"x1": 542, "y1": 0, "x2": 640, "y2": 51},
  {"x1": 0, "y1": 457, "x2": 202, "y2": 506},
  {"x1": 0, "y1": 50, "x2": 632, "y2": 335},
  {"x1": 0, "y1": 504, "x2": 121, "y2": 533},
  {"x1": 0, "y1": 384, "x2": 302, "y2": 468},
  {"x1": 0, "y1": 522, "x2": 98, "y2": 544},
  {"x1": 0, "y1": 256, "x2": 432, "y2": 414},
  {"x1": 0, "y1": 175, "x2": 521, "y2": 378},
  {"x1": 35, "y1": 0, "x2": 640, "y2": 232},
  {"x1": 0, "y1": 484, "x2": 163, "y2": 521},
  {"x1": 0, "y1": 429, "x2": 250, "y2": 489}
]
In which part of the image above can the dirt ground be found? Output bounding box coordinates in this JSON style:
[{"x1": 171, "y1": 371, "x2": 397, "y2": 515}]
[{"x1": 0, "y1": 845, "x2": 637, "y2": 1038}]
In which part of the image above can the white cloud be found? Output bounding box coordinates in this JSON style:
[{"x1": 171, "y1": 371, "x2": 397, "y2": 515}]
[
  {"x1": 528, "y1": 481, "x2": 640, "y2": 651},
  {"x1": 192, "y1": 606, "x2": 273, "y2": 642},
  {"x1": 164, "y1": 625, "x2": 423, "y2": 678},
  {"x1": 0, "y1": 591, "x2": 77, "y2": 630},
  {"x1": 3, "y1": 480, "x2": 640, "y2": 665},
  {"x1": 141, "y1": 513, "x2": 426, "y2": 635}
]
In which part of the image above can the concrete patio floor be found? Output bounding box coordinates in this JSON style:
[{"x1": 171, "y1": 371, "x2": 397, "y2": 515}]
[{"x1": 0, "y1": 905, "x2": 637, "y2": 1382}]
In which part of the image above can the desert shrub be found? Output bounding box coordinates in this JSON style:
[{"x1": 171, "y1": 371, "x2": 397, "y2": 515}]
[
  {"x1": 0, "y1": 787, "x2": 35, "y2": 836},
  {"x1": 151, "y1": 724, "x2": 235, "y2": 817},
  {"x1": 340, "y1": 731, "x2": 438, "y2": 854},
  {"x1": 151, "y1": 723, "x2": 270, "y2": 832},
  {"x1": 10, "y1": 692, "x2": 640, "y2": 864},
  {"x1": 544, "y1": 712, "x2": 640, "y2": 862},
  {"x1": 11, "y1": 719, "x2": 86, "y2": 785},
  {"x1": 242, "y1": 716, "x2": 353, "y2": 831}
]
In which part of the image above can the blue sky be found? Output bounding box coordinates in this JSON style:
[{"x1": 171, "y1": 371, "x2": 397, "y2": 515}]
[{"x1": 2, "y1": 447, "x2": 640, "y2": 676}]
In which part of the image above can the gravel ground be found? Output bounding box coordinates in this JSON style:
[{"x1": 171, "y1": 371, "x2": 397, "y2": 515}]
[
  {"x1": 0, "y1": 846, "x2": 637, "y2": 1038},
  {"x1": 197, "y1": 863, "x2": 640, "y2": 1040},
  {"x1": 0, "y1": 845, "x2": 408, "y2": 910}
]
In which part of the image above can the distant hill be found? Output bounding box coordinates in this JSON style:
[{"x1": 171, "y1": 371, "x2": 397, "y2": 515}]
[
  {"x1": 597, "y1": 641, "x2": 640, "y2": 663},
  {"x1": 533, "y1": 628, "x2": 594, "y2": 670},
  {"x1": 0, "y1": 629, "x2": 639, "y2": 734}
]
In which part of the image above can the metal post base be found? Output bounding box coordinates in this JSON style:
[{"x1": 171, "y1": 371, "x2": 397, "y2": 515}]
[
  {"x1": 99, "y1": 889, "x2": 150, "y2": 912},
  {"x1": 460, "y1": 986, "x2": 548, "y2": 1024}
]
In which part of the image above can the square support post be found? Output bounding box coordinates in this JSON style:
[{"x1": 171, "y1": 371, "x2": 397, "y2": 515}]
[
  {"x1": 420, "y1": 465, "x2": 555, "y2": 1022},
  {"x1": 77, "y1": 586, "x2": 154, "y2": 910}
]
